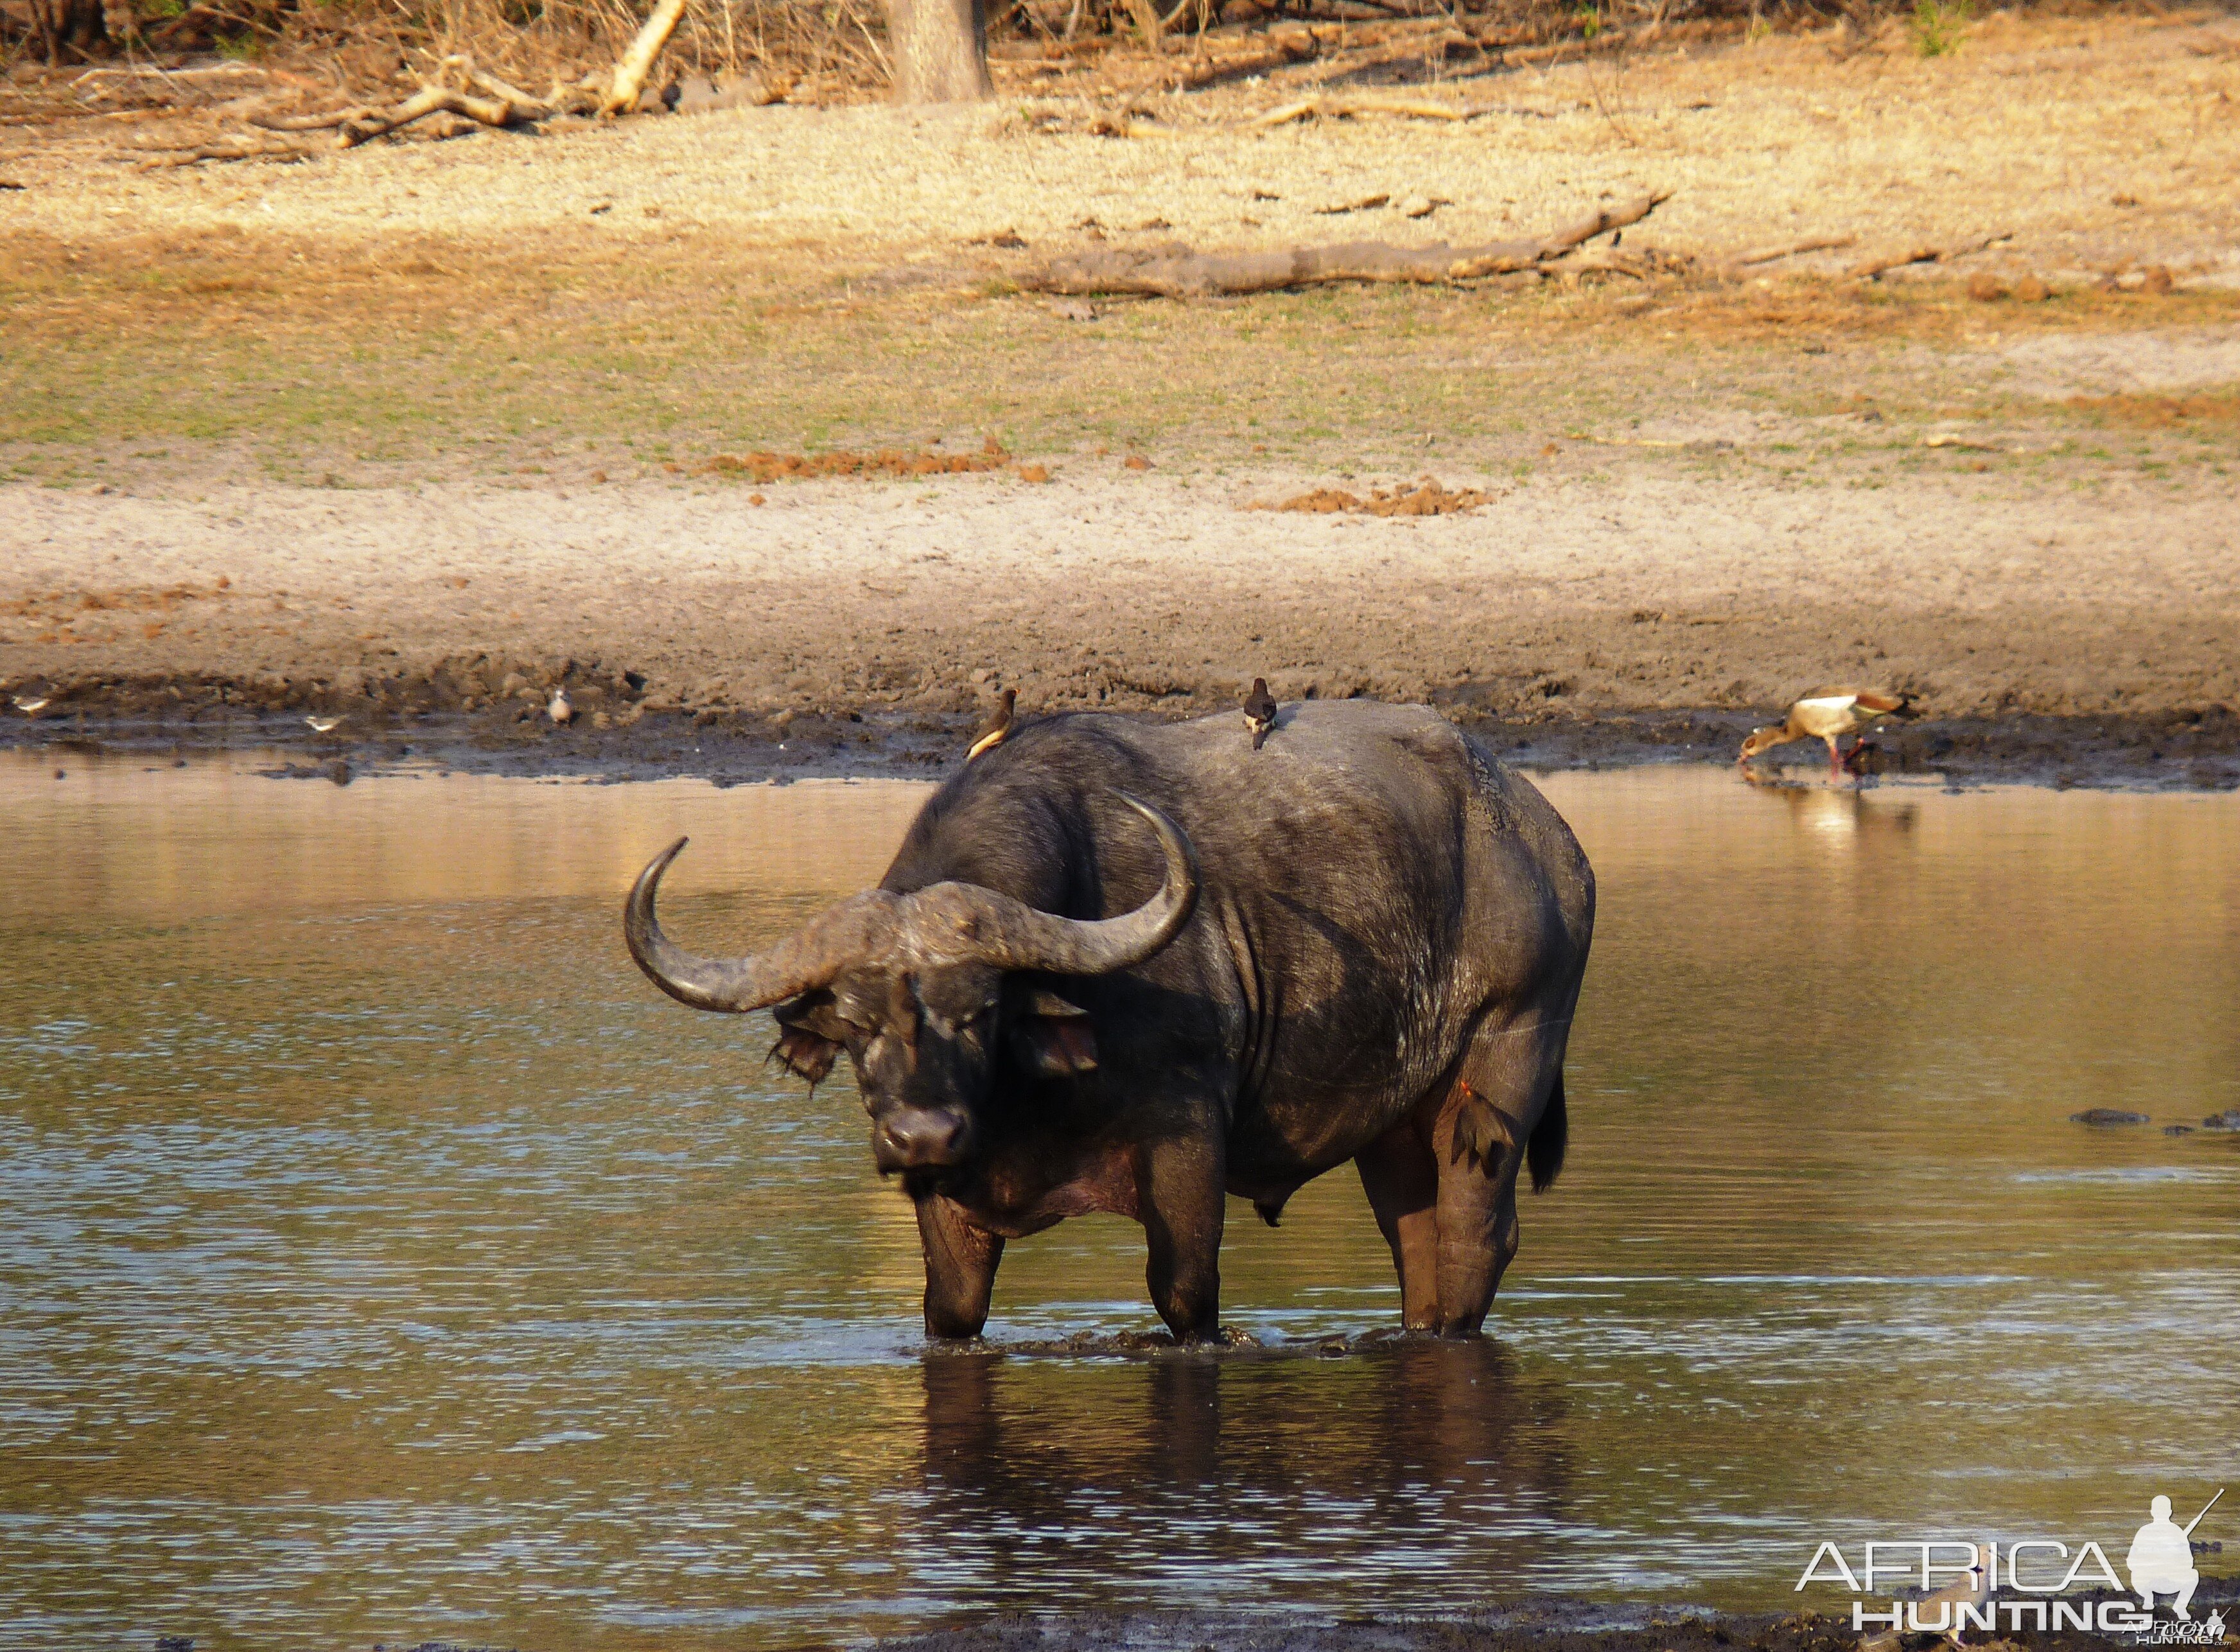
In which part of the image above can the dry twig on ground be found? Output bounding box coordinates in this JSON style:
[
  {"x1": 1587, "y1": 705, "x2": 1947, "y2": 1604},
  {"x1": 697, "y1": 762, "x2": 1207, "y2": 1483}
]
[
  {"x1": 132, "y1": 135, "x2": 315, "y2": 166},
  {"x1": 335, "y1": 82, "x2": 525, "y2": 145},
  {"x1": 1736, "y1": 234, "x2": 1857, "y2": 266},
  {"x1": 1248, "y1": 92, "x2": 1476, "y2": 126},
  {"x1": 1850, "y1": 231, "x2": 2013, "y2": 279}
]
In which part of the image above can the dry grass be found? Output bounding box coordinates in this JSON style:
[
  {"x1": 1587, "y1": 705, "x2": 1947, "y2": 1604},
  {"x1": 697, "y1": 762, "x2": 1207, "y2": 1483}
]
[
  {"x1": 1, "y1": 5, "x2": 2234, "y2": 482},
  {"x1": 4, "y1": 212, "x2": 2235, "y2": 491},
  {"x1": 2066, "y1": 392, "x2": 2240, "y2": 427},
  {"x1": 2, "y1": 0, "x2": 2064, "y2": 110}
]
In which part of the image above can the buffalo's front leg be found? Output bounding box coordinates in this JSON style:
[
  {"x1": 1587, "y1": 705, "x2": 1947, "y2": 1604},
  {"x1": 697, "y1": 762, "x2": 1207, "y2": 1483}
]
[
  {"x1": 914, "y1": 1192, "x2": 1004, "y2": 1340},
  {"x1": 1139, "y1": 1135, "x2": 1225, "y2": 1343}
]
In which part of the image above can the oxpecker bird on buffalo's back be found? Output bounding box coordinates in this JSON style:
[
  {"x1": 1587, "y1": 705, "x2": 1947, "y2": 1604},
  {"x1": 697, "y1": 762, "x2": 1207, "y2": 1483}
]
[
  {"x1": 625, "y1": 698, "x2": 1593, "y2": 1344},
  {"x1": 1242, "y1": 677, "x2": 1278, "y2": 751},
  {"x1": 966, "y1": 687, "x2": 1015, "y2": 761}
]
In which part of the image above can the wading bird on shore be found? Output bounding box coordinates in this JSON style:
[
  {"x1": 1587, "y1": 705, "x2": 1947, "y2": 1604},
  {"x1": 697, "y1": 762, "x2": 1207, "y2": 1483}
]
[
  {"x1": 967, "y1": 688, "x2": 1015, "y2": 761},
  {"x1": 1739, "y1": 687, "x2": 1914, "y2": 780},
  {"x1": 1860, "y1": 1540, "x2": 1990, "y2": 1652},
  {"x1": 548, "y1": 688, "x2": 573, "y2": 726},
  {"x1": 305, "y1": 714, "x2": 344, "y2": 735},
  {"x1": 1243, "y1": 678, "x2": 1278, "y2": 751},
  {"x1": 11, "y1": 693, "x2": 50, "y2": 714}
]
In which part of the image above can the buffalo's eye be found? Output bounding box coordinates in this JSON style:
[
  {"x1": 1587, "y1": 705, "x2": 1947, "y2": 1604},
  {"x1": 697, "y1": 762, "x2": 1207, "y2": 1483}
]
[{"x1": 923, "y1": 1004, "x2": 991, "y2": 1040}]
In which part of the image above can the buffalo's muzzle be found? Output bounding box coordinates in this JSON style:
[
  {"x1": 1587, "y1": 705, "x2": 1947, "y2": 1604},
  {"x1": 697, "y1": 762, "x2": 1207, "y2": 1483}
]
[{"x1": 874, "y1": 1108, "x2": 970, "y2": 1172}]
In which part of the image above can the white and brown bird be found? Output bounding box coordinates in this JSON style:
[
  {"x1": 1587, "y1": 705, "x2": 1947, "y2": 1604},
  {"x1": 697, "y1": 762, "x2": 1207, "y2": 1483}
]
[
  {"x1": 1243, "y1": 677, "x2": 1278, "y2": 751},
  {"x1": 547, "y1": 687, "x2": 574, "y2": 726},
  {"x1": 11, "y1": 693, "x2": 50, "y2": 715},
  {"x1": 967, "y1": 687, "x2": 1015, "y2": 761},
  {"x1": 304, "y1": 714, "x2": 344, "y2": 735},
  {"x1": 1739, "y1": 686, "x2": 1915, "y2": 779},
  {"x1": 1860, "y1": 1540, "x2": 1990, "y2": 1652}
]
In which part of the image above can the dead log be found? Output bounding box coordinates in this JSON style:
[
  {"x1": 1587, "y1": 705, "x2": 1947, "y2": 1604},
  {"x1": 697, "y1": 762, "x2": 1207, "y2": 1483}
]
[
  {"x1": 250, "y1": 105, "x2": 376, "y2": 132},
  {"x1": 1850, "y1": 230, "x2": 2011, "y2": 280},
  {"x1": 1736, "y1": 233, "x2": 1856, "y2": 265},
  {"x1": 602, "y1": 0, "x2": 690, "y2": 115},
  {"x1": 1489, "y1": 28, "x2": 1632, "y2": 65},
  {"x1": 1167, "y1": 35, "x2": 1317, "y2": 89},
  {"x1": 1022, "y1": 189, "x2": 1670, "y2": 297},
  {"x1": 134, "y1": 136, "x2": 315, "y2": 168},
  {"x1": 468, "y1": 65, "x2": 551, "y2": 115},
  {"x1": 335, "y1": 83, "x2": 524, "y2": 147},
  {"x1": 1249, "y1": 92, "x2": 1475, "y2": 126}
]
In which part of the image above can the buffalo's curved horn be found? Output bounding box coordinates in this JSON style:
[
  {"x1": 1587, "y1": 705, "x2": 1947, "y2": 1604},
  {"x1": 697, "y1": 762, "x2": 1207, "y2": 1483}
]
[
  {"x1": 624, "y1": 837, "x2": 898, "y2": 1012},
  {"x1": 941, "y1": 793, "x2": 1200, "y2": 975}
]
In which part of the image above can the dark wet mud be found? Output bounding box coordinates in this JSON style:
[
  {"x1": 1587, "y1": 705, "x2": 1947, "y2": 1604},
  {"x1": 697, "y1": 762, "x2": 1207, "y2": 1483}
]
[
  {"x1": 8, "y1": 671, "x2": 2240, "y2": 790},
  {"x1": 880, "y1": 1574, "x2": 2240, "y2": 1652}
]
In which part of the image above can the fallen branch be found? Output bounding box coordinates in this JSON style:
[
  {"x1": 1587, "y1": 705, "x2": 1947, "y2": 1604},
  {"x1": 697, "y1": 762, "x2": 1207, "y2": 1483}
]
[
  {"x1": 468, "y1": 66, "x2": 552, "y2": 116},
  {"x1": 1558, "y1": 247, "x2": 1648, "y2": 277},
  {"x1": 1491, "y1": 28, "x2": 1633, "y2": 65},
  {"x1": 1022, "y1": 189, "x2": 1670, "y2": 297},
  {"x1": 1249, "y1": 92, "x2": 1476, "y2": 126},
  {"x1": 428, "y1": 53, "x2": 559, "y2": 117},
  {"x1": 1167, "y1": 35, "x2": 1318, "y2": 89},
  {"x1": 1850, "y1": 230, "x2": 2012, "y2": 280},
  {"x1": 133, "y1": 137, "x2": 315, "y2": 168},
  {"x1": 336, "y1": 84, "x2": 524, "y2": 147},
  {"x1": 250, "y1": 105, "x2": 374, "y2": 132},
  {"x1": 603, "y1": 0, "x2": 690, "y2": 115},
  {"x1": 1735, "y1": 234, "x2": 1856, "y2": 265}
]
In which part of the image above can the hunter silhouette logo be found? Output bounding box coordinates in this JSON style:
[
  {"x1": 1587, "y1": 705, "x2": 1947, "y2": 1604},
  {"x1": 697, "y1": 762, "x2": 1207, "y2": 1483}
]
[
  {"x1": 1795, "y1": 1488, "x2": 2227, "y2": 1645},
  {"x1": 2127, "y1": 1490, "x2": 2218, "y2": 1618}
]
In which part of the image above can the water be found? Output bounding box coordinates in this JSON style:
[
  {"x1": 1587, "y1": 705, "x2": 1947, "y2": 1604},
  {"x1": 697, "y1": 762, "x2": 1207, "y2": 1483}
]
[{"x1": 2, "y1": 752, "x2": 2236, "y2": 1651}]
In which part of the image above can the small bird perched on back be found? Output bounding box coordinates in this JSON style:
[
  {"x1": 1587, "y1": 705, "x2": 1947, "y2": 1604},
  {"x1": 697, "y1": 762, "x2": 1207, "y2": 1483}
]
[
  {"x1": 1739, "y1": 686, "x2": 1914, "y2": 780},
  {"x1": 967, "y1": 687, "x2": 1015, "y2": 761},
  {"x1": 1243, "y1": 677, "x2": 1278, "y2": 751}
]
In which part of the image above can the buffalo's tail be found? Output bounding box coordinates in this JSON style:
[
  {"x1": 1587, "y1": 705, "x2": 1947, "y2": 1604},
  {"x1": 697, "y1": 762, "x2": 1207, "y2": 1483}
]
[{"x1": 1527, "y1": 1071, "x2": 1568, "y2": 1193}]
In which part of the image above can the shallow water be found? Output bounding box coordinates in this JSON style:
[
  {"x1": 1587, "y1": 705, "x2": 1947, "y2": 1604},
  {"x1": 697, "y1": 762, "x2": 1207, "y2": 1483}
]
[{"x1": 1, "y1": 753, "x2": 2236, "y2": 1651}]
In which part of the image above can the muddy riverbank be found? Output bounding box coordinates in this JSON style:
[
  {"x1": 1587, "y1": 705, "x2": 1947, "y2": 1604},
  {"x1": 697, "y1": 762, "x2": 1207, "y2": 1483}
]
[
  {"x1": 7, "y1": 462, "x2": 2240, "y2": 790},
  {"x1": 879, "y1": 1588, "x2": 2240, "y2": 1652},
  {"x1": 6, "y1": 669, "x2": 2239, "y2": 790}
]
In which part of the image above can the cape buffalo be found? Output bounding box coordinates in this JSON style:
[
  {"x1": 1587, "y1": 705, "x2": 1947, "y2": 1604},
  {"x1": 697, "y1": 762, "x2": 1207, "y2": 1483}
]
[{"x1": 624, "y1": 699, "x2": 1595, "y2": 1343}]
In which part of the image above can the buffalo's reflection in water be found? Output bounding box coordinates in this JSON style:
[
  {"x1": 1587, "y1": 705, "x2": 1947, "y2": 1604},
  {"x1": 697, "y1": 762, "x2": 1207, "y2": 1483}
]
[{"x1": 916, "y1": 1340, "x2": 1570, "y2": 1594}]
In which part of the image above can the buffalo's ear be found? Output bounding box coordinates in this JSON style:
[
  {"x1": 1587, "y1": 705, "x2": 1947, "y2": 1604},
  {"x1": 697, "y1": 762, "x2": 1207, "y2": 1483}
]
[
  {"x1": 771, "y1": 991, "x2": 848, "y2": 1084},
  {"x1": 1008, "y1": 987, "x2": 1098, "y2": 1079}
]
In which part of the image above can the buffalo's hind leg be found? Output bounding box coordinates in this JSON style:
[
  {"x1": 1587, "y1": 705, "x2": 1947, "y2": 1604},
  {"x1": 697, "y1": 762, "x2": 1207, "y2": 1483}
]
[
  {"x1": 915, "y1": 1192, "x2": 1004, "y2": 1341},
  {"x1": 1356, "y1": 1119, "x2": 1442, "y2": 1330}
]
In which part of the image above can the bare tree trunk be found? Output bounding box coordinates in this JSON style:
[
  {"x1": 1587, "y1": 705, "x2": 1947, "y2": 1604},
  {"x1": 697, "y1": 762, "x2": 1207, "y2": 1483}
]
[
  {"x1": 30, "y1": 0, "x2": 107, "y2": 59},
  {"x1": 886, "y1": 0, "x2": 992, "y2": 101}
]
